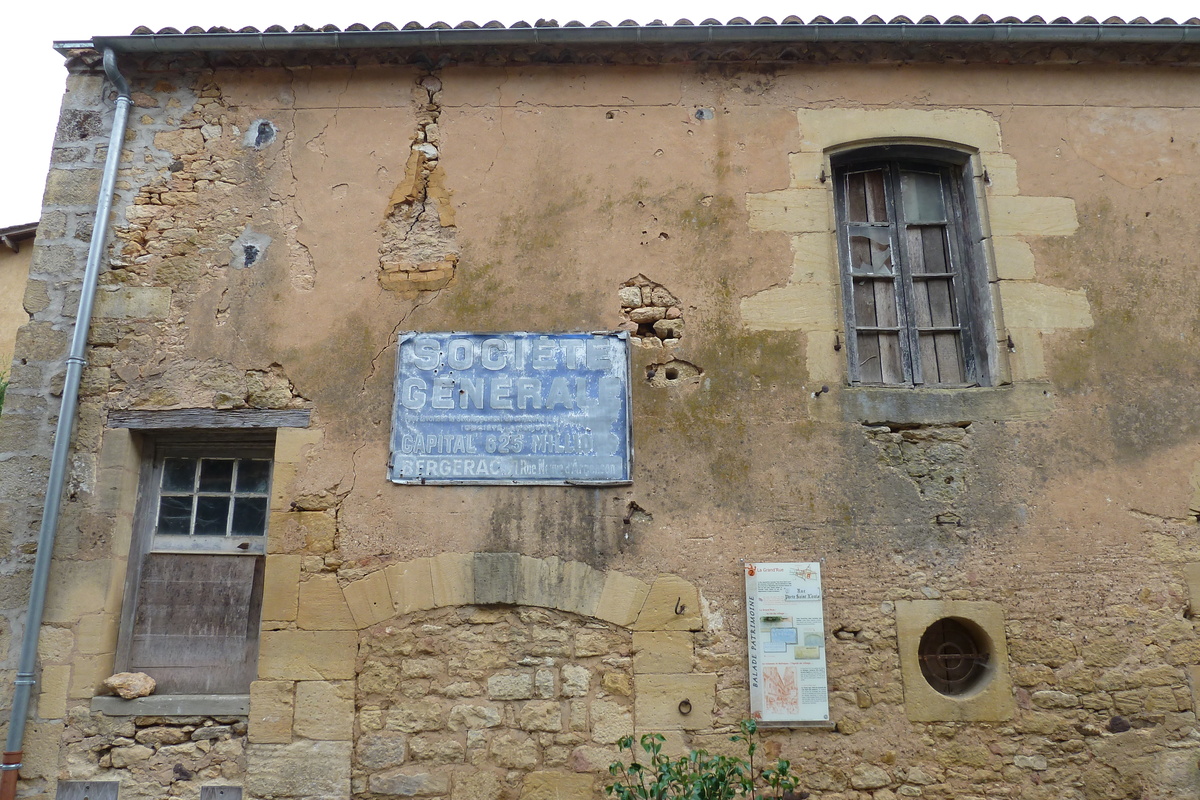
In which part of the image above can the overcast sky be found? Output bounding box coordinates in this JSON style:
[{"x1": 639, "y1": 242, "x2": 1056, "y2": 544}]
[{"x1": 2, "y1": 0, "x2": 1196, "y2": 227}]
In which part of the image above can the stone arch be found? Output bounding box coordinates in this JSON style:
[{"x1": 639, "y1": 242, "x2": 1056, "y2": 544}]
[{"x1": 249, "y1": 554, "x2": 715, "y2": 800}]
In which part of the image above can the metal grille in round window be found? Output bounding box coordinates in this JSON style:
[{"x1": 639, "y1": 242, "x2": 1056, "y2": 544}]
[{"x1": 917, "y1": 618, "x2": 991, "y2": 696}]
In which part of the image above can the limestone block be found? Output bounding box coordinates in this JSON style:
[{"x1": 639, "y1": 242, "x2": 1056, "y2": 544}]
[
  {"x1": 491, "y1": 731, "x2": 540, "y2": 769},
  {"x1": 517, "y1": 555, "x2": 561, "y2": 609},
  {"x1": 591, "y1": 698, "x2": 633, "y2": 744},
  {"x1": 37, "y1": 627, "x2": 73, "y2": 663},
  {"x1": 294, "y1": 680, "x2": 354, "y2": 741},
  {"x1": 594, "y1": 572, "x2": 650, "y2": 627},
  {"x1": 991, "y1": 237, "x2": 1036, "y2": 281},
  {"x1": 1004, "y1": 328, "x2": 1046, "y2": 381},
  {"x1": 268, "y1": 463, "x2": 297, "y2": 515},
  {"x1": 20, "y1": 721, "x2": 63, "y2": 780},
  {"x1": 561, "y1": 665, "x2": 590, "y2": 698},
  {"x1": 988, "y1": 196, "x2": 1078, "y2": 237},
  {"x1": 631, "y1": 575, "x2": 702, "y2": 631},
  {"x1": 249, "y1": 680, "x2": 294, "y2": 744},
  {"x1": 796, "y1": 108, "x2": 1002, "y2": 153},
  {"x1": 448, "y1": 703, "x2": 502, "y2": 731},
  {"x1": 980, "y1": 152, "x2": 1021, "y2": 196},
  {"x1": 74, "y1": 614, "x2": 118, "y2": 656},
  {"x1": 68, "y1": 653, "x2": 114, "y2": 700},
  {"x1": 274, "y1": 427, "x2": 322, "y2": 464},
  {"x1": 93, "y1": 287, "x2": 171, "y2": 319},
  {"x1": 806, "y1": 330, "x2": 843, "y2": 385},
  {"x1": 358, "y1": 731, "x2": 408, "y2": 770},
  {"x1": 386, "y1": 557, "x2": 437, "y2": 615},
  {"x1": 258, "y1": 631, "x2": 357, "y2": 680},
  {"x1": 409, "y1": 734, "x2": 466, "y2": 764},
  {"x1": 788, "y1": 152, "x2": 827, "y2": 189},
  {"x1": 520, "y1": 770, "x2": 595, "y2": 800},
  {"x1": 789, "y1": 232, "x2": 838, "y2": 284},
  {"x1": 43, "y1": 168, "x2": 102, "y2": 206},
  {"x1": 369, "y1": 768, "x2": 450, "y2": 796},
  {"x1": 740, "y1": 283, "x2": 839, "y2": 332},
  {"x1": 745, "y1": 189, "x2": 831, "y2": 233},
  {"x1": 634, "y1": 674, "x2": 716, "y2": 730},
  {"x1": 633, "y1": 632, "x2": 693, "y2": 674},
  {"x1": 38, "y1": 664, "x2": 70, "y2": 719},
  {"x1": 1184, "y1": 564, "x2": 1200, "y2": 603},
  {"x1": 43, "y1": 560, "x2": 109, "y2": 624},
  {"x1": 298, "y1": 574, "x2": 356, "y2": 630},
  {"x1": 262, "y1": 554, "x2": 301, "y2": 622},
  {"x1": 488, "y1": 672, "x2": 534, "y2": 700},
  {"x1": 519, "y1": 701, "x2": 563, "y2": 732},
  {"x1": 998, "y1": 282, "x2": 1093, "y2": 332},
  {"x1": 430, "y1": 552, "x2": 475, "y2": 607},
  {"x1": 453, "y1": 770, "x2": 504, "y2": 800},
  {"x1": 343, "y1": 569, "x2": 396, "y2": 628},
  {"x1": 247, "y1": 740, "x2": 352, "y2": 797},
  {"x1": 474, "y1": 552, "x2": 520, "y2": 605},
  {"x1": 557, "y1": 560, "x2": 606, "y2": 617}
]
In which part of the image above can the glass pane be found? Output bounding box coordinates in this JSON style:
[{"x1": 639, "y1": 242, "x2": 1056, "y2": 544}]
[
  {"x1": 157, "y1": 496, "x2": 193, "y2": 535},
  {"x1": 198, "y1": 459, "x2": 235, "y2": 492},
  {"x1": 849, "y1": 227, "x2": 892, "y2": 274},
  {"x1": 846, "y1": 169, "x2": 888, "y2": 223},
  {"x1": 232, "y1": 497, "x2": 269, "y2": 536},
  {"x1": 161, "y1": 458, "x2": 196, "y2": 492},
  {"x1": 195, "y1": 496, "x2": 231, "y2": 535},
  {"x1": 236, "y1": 460, "x2": 271, "y2": 493},
  {"x1": 901, "y1": 171, "x2": 946, "y2": 223},
  {"x1": 856, "y1": 332, "x2": 882, "y2": 384}
]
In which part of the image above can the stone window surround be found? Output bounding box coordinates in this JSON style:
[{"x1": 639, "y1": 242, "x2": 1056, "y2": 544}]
[
  {"x1": 895, "y1": 599, "x2": 1015, "y2": 722},
  {"x1": 741, "y1": 107, "x2": 1095, "y2": 423}
]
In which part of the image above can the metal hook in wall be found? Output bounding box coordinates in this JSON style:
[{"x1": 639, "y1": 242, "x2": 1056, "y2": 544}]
[{"x1": 674, "y1": 597, "x2": 686, "y2": 615}]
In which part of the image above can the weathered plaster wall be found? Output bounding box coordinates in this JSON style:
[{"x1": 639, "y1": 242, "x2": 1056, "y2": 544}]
[
  {"x1": 0, "y1": 243, "x2": 32, "y2": 373},
  {"x1": 3, "y1": 54, "x2": 1200, "y2": 800}
]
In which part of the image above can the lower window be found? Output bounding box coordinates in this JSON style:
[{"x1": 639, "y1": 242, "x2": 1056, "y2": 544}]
[{"x1": 116, "y1": 435, "x2": 273, "y2": 695}]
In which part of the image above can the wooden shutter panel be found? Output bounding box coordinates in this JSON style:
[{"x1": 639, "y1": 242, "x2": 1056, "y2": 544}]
[{"x1": 128, "y1": 553, "x2": 262, "y2": 694}]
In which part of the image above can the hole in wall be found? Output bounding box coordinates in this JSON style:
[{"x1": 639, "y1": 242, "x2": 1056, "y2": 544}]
[
  {"x1": 645, "y1": 359, "x2": 702, "y2": 388},
  {"x1": 918, "y1": 617, "x2": 992, "y2": 697}
]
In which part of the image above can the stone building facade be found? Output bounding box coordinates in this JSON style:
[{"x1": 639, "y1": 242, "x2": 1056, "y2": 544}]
[{"x1": 3, "y1": 17, "x2": 1200, "y2": 800}]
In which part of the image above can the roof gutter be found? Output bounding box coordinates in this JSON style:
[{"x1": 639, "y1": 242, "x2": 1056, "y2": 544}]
[
  {"x1": 1, "y1": 48, "x2": 131, "y2": 800},
  {"x1": 57, "y1": 22, "x2": 1200, "y2": 55}
]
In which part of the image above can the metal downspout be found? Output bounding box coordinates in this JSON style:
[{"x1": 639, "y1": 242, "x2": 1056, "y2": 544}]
[{"x1": 0, "y1": 48, "x2": 131, "y2": 800}]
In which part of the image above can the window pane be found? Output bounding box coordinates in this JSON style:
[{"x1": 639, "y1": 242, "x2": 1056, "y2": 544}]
[
  {"x1": 933, "y1": 332, "x2": 965, "y2": 383},
  {"x1": 157, "y1": 496, "x2": 193, "y2": 535},
  {"x1": 195, "y1": 496, "x2": 231, "y2": 535},
  {"x1": 856, "y1": 332, "x2": 883, "y2": 383},
  {"x1": 901, "y1": 171, "x2": 946, "y2": 223},
  {"x1": 879, "y1": 333, "x2": 904, "y2": 384},
  {"x1": 847, "y1": 170, "x2": 888, "y2": 223},
  {"x1": 232, "y1": 497, "x2": 268, "y2": 536},
  {"x1": 162, "y1": 458, "x2": 196, "y2": 492},
  {"x1": 198, "y1": 460, "x2": 235, "y2": 492},
  {"x1": 236, "y1": 460, "x2": 271, "y2": 494},
  {"x1": 849, "y1": 228, "x2": 892, "y2": 274}
]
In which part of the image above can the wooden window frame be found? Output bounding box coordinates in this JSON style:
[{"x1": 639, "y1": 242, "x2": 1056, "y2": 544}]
[
  {"x1": 114, "y1": 431, "x2": 275, "y2": 696},
  {"x1": 833, "y1": 145, "x2": 993, "y2": 388}
]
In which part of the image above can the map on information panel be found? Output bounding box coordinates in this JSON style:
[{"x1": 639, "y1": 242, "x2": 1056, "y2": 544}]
[{"x1": 744, "y1": 562, "x2": 831, "y2": 726}]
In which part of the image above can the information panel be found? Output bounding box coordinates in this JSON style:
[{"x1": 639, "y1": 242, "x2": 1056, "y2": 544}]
[
  {"x1": 390, "y1": 332, "x2": 631, "y2": 485},
  {"x1": 745, "y1": 562, "x2": 831, "y2": 726}
]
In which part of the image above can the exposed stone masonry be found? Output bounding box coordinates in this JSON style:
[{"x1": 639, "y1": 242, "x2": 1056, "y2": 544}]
[
  {"x1": 354, "y1": 606, "x2": 632, "y2": 799},
  {"x1": 619, "y1": 275, "x2": 684, "y2": 347},
  {"x1": 60, "y1": 709, "x2": 246, "y2": 799},
  {"x1": 378, "y1": 75, "x2": 459, "y2": 298},
  {"x1": 864, "y1": 424, "x2": 972, "y2": 503}
]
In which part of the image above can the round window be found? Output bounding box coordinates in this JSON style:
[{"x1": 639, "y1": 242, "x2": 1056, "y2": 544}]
[{"x1": 917, "y1": 617, "x2": 991, "y2": 696}]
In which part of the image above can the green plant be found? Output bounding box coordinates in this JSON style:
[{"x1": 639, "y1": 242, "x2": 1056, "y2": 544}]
[
  {"x1": 0, "y1": 371, "x2": 7, "y2": 416},
  {"x1": 606, "y1": 719, "x2": 808, "y2": 800}
]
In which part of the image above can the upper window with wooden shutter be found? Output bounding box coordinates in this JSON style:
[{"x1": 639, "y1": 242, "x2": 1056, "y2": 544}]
[{"x1": 833, "y1": 145, "x2": 994, "y2": 387}]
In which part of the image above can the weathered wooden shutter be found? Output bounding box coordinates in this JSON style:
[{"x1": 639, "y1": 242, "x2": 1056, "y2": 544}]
[{"x1": 128, "y1": 553, "x2": 263, "y2": 694}]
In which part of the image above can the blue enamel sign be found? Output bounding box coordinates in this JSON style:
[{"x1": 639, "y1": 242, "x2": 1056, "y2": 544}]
[{"x1": 390, "y1": 332, "x2": 632, "y2": 485}]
